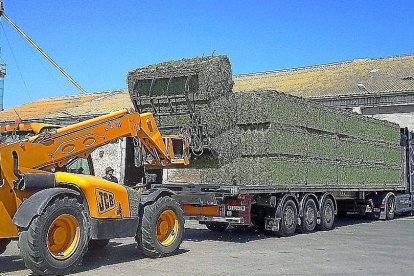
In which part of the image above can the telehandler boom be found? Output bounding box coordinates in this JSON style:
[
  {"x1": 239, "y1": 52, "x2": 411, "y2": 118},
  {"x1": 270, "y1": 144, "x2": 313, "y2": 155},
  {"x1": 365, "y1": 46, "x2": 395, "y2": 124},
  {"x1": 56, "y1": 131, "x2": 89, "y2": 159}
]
[{"x1": 0, "y1": 109, "x2": 189, "y2": 275}]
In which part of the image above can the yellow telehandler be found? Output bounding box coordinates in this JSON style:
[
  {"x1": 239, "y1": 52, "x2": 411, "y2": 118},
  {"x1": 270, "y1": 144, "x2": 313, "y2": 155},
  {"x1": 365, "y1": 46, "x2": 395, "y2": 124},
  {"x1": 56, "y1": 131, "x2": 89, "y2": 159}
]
[{"x1": 0, "y1": 109, "x2": 189, "y2": 275}]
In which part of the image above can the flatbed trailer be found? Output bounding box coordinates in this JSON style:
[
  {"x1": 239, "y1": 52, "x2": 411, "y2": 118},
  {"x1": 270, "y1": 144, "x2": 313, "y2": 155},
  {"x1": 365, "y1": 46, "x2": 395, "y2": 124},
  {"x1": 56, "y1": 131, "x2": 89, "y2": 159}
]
[
  {"x1": 149, "y1": 183, "x2": 413, "y2": 235},
  {"x1": 146, "y1": 130, "x2": 414, "y2": 236},
  {"x1": 129, "y1": 56, "x2": 414, "y2": 236}
]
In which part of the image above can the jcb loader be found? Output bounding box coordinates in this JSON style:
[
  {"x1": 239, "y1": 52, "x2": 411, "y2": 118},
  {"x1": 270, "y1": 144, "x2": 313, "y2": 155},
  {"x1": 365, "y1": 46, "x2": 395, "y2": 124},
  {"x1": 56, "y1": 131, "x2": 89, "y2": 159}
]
[{"x1": 0, "y1": 109, "x2": 189, "y2": 275}]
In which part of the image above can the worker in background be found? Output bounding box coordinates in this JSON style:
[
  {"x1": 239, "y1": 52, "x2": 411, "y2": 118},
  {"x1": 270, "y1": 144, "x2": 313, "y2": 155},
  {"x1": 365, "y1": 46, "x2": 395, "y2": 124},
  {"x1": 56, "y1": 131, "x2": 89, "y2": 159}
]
[{"x1": 103, "y1": 167, "x2": 118, "y2": 183}]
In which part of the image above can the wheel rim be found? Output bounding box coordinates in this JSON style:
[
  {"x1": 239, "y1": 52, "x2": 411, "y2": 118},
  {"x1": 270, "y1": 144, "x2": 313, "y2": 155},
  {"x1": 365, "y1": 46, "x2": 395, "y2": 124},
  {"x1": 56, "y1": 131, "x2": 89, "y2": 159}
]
[
  {"x1": 47, "y1": 214, "x2": 81, "y2": 260},
  {"x1": 157, "y1": 210, "x2": 179, "y2": 246},
  {"x1": 324, "y1": 203, "x2": 333, "y2": 224},
  {"x1": 305, "y1": 204, "x2": 316, "y2": 226},
  {"x1": 284, "y1": 205, "x2": 295, "y2": 229},
  {"x1": 387, "y1": 196, "x2": 396, "y2": 214}
]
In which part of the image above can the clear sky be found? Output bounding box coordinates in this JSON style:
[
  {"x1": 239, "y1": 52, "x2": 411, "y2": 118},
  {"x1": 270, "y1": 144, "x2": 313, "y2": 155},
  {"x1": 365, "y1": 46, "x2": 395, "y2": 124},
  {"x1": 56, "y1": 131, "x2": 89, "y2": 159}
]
[{"x1": 1, "y1": 0, "x2": 413, "y2": 108}]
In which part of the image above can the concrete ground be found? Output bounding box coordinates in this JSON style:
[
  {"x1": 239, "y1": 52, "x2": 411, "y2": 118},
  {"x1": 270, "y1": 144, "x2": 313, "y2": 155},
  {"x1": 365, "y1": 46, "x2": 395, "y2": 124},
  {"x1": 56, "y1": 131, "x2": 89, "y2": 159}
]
[{"x1": 1, "y1": 215, "x2": 414, "y2": 276}]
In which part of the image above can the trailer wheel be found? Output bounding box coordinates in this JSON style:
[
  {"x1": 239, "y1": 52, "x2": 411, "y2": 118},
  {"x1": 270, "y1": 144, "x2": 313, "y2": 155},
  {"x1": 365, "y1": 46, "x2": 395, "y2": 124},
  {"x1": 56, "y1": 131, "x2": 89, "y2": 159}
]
[
  {"x1": 277, "y1": 199, "x2": 298, "y2": 237},
  {"x1": 298, "y1": 198, "x2": 317, "y2": 233},
  {"x1": 0, "y1": 238, "x2": 11, "y2": 255},
  {"x1": 205, "y1": 222, "x2": 229, "y2": 232},
  {"x1": 137, "y1": 196, "x2": 184, "y2": 258},
  {"x1": 318, "y1": 197, "x2": 335, "y2": 231},
  {"x1": 88, "y1": 239, "x2": 110, "y2": 250},
  {"x1": 385, "y1": 194, "x2": 396, "y2": 220},
  {"x1": 19, "y1": 196, "x2": 89, "y2": 275}
]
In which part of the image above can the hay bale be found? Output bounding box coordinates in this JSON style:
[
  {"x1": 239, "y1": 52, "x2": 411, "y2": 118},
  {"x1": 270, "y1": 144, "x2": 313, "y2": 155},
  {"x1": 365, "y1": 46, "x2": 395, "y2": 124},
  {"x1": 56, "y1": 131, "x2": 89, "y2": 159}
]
[
  {"x1": 127, "y1": 56, "x2": 403, "y2": 188},
  {"x1": 128, "y1": 55, "x2": 233, "y2": 101}
]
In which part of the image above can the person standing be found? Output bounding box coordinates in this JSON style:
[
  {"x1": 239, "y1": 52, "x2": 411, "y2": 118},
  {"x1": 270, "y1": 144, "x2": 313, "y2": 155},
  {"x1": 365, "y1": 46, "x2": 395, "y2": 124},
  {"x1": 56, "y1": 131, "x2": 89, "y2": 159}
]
[{"x1": 103, "y1": 167, "x2": 118, "y2": 183}]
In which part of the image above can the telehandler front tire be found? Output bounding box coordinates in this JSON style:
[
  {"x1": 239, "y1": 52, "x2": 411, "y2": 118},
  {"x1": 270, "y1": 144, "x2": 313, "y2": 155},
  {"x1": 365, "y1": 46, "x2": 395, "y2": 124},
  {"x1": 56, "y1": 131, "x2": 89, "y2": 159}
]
[
  {"x1": 19, "y1": 196, "x2": 89, "y2": 275},
  {"x1": 0, "y1": 238, "x2": 11, "y2": 255},
  {"x1": 136, "y1": 196, "x2": 184, "y2": 258}
]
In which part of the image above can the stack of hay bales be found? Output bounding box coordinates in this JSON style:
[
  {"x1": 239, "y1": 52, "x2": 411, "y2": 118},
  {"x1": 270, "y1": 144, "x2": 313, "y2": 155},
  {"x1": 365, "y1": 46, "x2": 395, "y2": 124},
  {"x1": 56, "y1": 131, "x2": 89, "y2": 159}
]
[
  {"x1": 128, "y1": 56, "x2": 403, "y2": 188},
  {"x1": 200, "y1": 90, "x2": 402, "y2": 187}
]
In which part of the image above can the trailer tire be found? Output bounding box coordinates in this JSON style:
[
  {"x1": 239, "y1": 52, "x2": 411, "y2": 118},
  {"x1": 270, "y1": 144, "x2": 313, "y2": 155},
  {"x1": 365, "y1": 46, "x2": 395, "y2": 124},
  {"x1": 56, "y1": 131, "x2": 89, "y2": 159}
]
[
  {"x1": 205, "y1": 222, "x2": 229, "y2": 232},
  {"x1": 318, "y1": 197, "x2": 335, "y2": 231},
  {"x1": 18, "y1": 196, "x2": 89, "y2": 275},
  {"x1": 385, "y1": 194, "x2": 396, "y2": 220},
  {"x1": 0, "y1": 239, "x2": 11, "y2": 255},
  {"x1": 137, "y1": 196, "x2": 184, "y2": 258},
  {"x1": 298, "y1": 198, "x2": 317, "y2": 233},
  {"x1": 277, "y1": 199, "x2": 298, "y2": 237},
  {"x1": 88, "y1": 239, "x2": 110, "y2": 250}
]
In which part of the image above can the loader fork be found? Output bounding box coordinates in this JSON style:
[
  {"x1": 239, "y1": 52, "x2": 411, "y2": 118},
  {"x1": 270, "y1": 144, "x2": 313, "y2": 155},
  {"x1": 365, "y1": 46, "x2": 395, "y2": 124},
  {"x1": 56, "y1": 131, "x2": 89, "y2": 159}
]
[{"x1": 130, "y1": 74, "x2": 209, "y2": 155}]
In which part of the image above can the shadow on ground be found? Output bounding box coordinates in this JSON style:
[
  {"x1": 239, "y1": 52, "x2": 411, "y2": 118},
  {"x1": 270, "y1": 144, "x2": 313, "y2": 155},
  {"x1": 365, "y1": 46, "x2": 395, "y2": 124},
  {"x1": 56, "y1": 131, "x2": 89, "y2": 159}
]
[
  {"x1": 1, "y1": 215, "x2": 408, "y2": 274},
  {"x1": 78, "y1": 242, "x2": 188, "y2": 274},
  {"x1": 184, "y1": 215, "x2": 381, "y2": 243},
  {"x1": 0, "y1": 255, "x2": 26, "y2": 274},
  {"x1": 0, "y1": 242, "x2": 189, "y2": 275}
]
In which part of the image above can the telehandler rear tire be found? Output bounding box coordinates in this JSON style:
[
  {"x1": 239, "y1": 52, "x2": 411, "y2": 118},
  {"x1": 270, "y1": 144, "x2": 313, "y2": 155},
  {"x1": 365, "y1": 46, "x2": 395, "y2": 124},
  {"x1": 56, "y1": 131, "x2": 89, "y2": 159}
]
[
  {"x1": 19, "y1": 196, "x2": 89, "y2": 275},
  {"x1": 0, "y1": 238, "x2": 11, "y2": 255},
  {"x1": 136, "y1": 196, "x2": 184, "y2": 258}
]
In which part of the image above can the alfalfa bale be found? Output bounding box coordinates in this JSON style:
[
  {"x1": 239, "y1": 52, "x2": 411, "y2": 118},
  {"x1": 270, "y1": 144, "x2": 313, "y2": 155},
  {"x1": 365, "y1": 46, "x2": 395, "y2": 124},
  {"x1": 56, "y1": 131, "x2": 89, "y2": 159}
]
[
  {"x1": 128, "y1": 55, "x2": 233, "y2": 101},
  {"x1": 200, "y1": 156, "x2": 307, "y2": 186}
]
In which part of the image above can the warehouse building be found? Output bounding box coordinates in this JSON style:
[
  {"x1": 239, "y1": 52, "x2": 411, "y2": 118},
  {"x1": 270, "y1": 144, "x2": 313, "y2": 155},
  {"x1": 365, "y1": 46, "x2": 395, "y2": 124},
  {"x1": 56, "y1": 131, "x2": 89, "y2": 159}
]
[{"x1": 1, "y1": 53, "x2": 413, "y2": 181}]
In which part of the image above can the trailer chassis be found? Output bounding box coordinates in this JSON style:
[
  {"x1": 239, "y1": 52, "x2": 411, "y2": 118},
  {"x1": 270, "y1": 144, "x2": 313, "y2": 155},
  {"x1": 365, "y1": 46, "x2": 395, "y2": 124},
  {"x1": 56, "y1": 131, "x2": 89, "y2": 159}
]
[{"x1": 151, "y1": 183, "x2": 414, "y2": 235}]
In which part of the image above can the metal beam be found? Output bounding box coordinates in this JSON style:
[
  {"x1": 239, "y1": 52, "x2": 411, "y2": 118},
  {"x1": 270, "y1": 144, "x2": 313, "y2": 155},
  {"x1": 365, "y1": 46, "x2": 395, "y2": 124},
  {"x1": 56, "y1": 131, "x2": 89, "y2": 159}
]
[{"x1": 0, "y1": 10, "x2": 87, "y2": 94}]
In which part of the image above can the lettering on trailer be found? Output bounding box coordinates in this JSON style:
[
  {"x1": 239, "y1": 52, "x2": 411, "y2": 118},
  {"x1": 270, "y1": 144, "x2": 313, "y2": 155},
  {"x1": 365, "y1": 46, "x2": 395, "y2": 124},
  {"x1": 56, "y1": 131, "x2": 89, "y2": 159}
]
[
  {"x1": 227, "y1": 205, "x2": 246, "y2": 211},
  {"x1": 95, "y1": 188, "x2": 116, "y2": 214}
]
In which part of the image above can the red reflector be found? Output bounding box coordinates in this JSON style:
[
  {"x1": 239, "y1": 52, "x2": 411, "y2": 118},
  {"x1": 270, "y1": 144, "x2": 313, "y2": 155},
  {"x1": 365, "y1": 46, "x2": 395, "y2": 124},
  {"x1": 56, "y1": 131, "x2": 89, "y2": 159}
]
[
  {"x1": 15, "y1": 118, "x2": 22, "y2": 124},
  {"x1": 227, "y1": 199, "x2": 241, "y2": 206}
]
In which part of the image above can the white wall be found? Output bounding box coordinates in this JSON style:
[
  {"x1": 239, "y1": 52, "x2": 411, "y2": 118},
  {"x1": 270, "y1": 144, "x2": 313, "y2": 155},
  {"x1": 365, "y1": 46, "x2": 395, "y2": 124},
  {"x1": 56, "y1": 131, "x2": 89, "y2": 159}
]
[{"x1": 91, "y1": 139, "x2": 124, "y2": 181}]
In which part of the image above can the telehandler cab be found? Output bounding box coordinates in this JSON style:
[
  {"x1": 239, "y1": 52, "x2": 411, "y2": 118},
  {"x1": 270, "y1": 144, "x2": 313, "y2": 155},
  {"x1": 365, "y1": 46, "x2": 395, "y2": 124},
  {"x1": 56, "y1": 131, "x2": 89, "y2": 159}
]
[{"x1": 0, "y1": 109, "x2": 190, "y2": 275}]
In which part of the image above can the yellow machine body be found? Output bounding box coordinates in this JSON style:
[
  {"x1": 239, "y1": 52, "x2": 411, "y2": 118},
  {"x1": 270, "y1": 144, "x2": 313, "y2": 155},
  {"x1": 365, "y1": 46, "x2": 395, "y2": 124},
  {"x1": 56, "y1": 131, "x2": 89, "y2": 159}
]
[{"x1": 0, "y1": 109, "x2": 189, "y2": 239}]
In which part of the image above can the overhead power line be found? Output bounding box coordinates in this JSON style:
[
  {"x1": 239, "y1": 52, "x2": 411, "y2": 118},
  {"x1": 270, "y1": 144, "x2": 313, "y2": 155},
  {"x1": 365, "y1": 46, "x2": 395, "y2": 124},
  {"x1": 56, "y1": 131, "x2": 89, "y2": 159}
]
[{"x1": 0, "y1": 3, "x2": 87, "y2": 94}]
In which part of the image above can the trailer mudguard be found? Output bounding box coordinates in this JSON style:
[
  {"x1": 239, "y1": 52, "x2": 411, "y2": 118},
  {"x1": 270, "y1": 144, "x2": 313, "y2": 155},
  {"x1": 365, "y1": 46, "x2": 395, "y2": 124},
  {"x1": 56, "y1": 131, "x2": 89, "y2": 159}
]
[
  {"x1": 275, "y1": 193, "x2": 299, "y2": 218},
  {"x1": 13, "y1": 188, "x2": 80, "y2": 228},
  {"x1": 319, "y1": 193, "x2": 338, "y2": 215},
  {"x1": 299, "y1": 193, "x2": 318, "y2": 217},
  {"x1": 140, "y1": 188, "x2": 175, "y2": 205}
]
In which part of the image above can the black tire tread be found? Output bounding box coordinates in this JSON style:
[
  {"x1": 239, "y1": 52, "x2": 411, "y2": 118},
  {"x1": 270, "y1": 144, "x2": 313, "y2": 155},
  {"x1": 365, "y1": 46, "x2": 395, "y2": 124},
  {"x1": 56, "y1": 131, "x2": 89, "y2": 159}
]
[
  {"x1": 136, "y1": 197, "x2": 184, "y2": 258},
  {"x1": 385, "y1": 194, "x2": 396, "y2": 220},
  {"x1": 298, "y1": 198, "x2": 317, "y2": 233},
  {"x1": 318, "y1": 197, "x2": 335, "y2": 231},
  {"x1": 277, "y1": 199, "x2": 298, "y2": 237},
  {"x1": 18, "y1": 196, "x2": 88, "y2": 275}
]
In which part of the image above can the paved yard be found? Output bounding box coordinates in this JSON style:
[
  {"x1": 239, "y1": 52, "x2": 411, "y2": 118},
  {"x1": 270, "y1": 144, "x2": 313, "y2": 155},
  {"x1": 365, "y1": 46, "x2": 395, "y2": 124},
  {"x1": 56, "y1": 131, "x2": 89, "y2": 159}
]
[{"x1": 1, "y1": 215, "x2": 414, "y2": 275}]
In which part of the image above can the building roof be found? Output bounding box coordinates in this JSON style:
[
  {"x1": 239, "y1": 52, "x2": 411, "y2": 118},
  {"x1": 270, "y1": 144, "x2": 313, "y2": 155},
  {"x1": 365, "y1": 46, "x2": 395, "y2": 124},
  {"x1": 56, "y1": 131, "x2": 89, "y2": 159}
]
[
  {"x1": 0, "y1": 90, "x2": 131, "y2": 123},
  {"x1": 234, "y1": 54, "x2": 414, "y2": 97},
  {"x1": 1, "y1": 53, "x2": 413, "y2": 122}
]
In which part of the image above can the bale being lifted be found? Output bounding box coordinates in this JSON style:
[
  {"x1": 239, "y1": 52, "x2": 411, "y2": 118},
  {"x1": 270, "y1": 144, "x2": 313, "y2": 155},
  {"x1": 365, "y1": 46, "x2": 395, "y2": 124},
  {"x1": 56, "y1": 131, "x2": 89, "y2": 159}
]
[{"x1": 127, "y1": 56, "x2": 234, "y2": 154}]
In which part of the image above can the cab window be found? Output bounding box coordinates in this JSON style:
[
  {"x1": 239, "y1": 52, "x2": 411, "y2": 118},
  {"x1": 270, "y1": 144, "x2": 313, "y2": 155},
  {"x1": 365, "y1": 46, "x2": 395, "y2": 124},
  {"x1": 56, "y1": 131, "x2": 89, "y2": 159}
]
[{"x1": 67, "y1": 158, "x2": 93, "y2": 175}]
